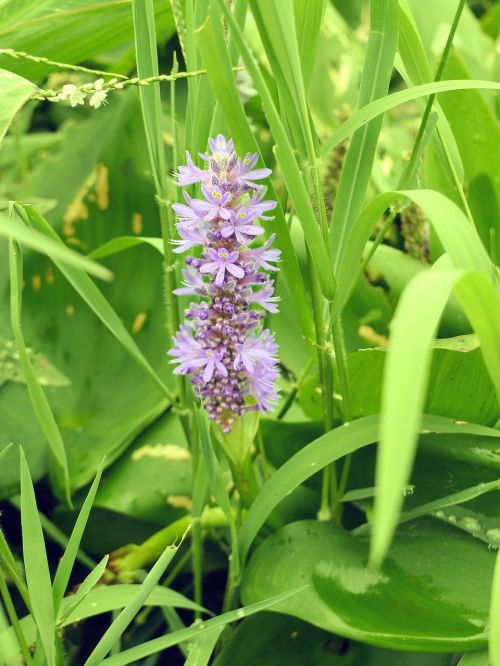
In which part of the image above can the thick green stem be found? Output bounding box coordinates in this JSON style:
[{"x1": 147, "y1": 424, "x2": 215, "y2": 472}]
[{"x1": 110, "y1": 508, "x2": 228, "y2": 576}]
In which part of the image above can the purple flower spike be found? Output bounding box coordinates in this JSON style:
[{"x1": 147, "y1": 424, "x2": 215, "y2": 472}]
[{"x1": 168, "y1": 135, "x2": 281, "y2": 432}]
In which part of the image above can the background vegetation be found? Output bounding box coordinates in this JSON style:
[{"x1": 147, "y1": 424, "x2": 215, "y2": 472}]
[{"x1": 0, "y1": 0, "x2": 499, "y2": 664}]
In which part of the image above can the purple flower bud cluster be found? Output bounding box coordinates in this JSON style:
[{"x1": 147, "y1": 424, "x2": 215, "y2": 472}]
[{"x1": 168, "y1": 135, "x2": 281, "y2": 432}]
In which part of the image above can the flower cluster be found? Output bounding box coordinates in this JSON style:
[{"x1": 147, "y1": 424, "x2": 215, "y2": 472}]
[
  {"x1": 47, "y1": 78, "x2": 118, "y2": 109},
  {"x1": 168, "y1": 135, "x2": 281, "y2": 432}
]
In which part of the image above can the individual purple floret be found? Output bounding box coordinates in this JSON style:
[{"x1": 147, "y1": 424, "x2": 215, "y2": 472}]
[{"x1": 168, "y1": 135, "x2": 281, "y2": 432}]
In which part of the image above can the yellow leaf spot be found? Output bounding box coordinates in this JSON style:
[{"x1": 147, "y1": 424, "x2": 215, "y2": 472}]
[
  {"x1": 65, "y1": 304, "x2": 75, "y2": 316},
  {"x1": 131, "y1": 444, "x2": 191, "y2": 462},
  {"x1": 131, "y1": 312, "x2": 147, "y2": 334},
  {"x1": 95, "y1": 162, "x2": 109, "y2": 210},
  {"x1": 45, "y1": 264, "x2": 55, "y2": 284},
  {"x1": 358, "y1": 325, "x2": 388, "y2": 347},
  {"x1": 132, "y1": 212, "x2": 143, "y2": 234},
  {"x1": 31, "y1": 274, "x2": 41, "y2": 292},
  {"x1": 166, "y1": 495, "x2": 192, "y2": 510}
]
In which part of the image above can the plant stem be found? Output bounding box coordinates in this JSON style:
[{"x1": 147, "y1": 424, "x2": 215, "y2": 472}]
[
  {"x1": 0, "y1": 575, "x2": 34, "y2": 665},
  {"x1": 0, "y1": 529, "x2": 31, "y2": 614}
]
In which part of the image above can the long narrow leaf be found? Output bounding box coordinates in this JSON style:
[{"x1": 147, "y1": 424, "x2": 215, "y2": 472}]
[
  {"x1": 0, "y1": 211, "x2": 112, "y2": 280},
  {"x1": 9, "y1": 239, "x2": 71, "y2": 499},
  {"x1": 320, "y1": 79, "x2": 500, "y2": 159},
  {"x1": 84, "y1": 529, "x2": 189, "y2": 665},
  {"x1": 217, "y1": 0, "x2": 336, "y2": 300},
  {"x1": 19, "y1": 449, "x2": 56, "y2": 666},
  {"x1": 195, "y1": 9, "x2": 314, "y2": 342},
  {"x1": 370, "y1": 269, "x2": 500, "y2": 569},
  {"x1": 329, "y1": 0, "x2": 398, "y2": 267},
  {"x1": 52, "y1": 459, "x2": 105, "y2": 613},
  {"x1": 57, "y1": 556, "x2": 109, "y2": 625},
  {"x1": 101, "y1": 587, "x2": 307, "y2": 665}
]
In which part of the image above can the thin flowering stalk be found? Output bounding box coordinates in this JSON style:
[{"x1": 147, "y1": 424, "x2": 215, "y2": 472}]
[
  {"x1": 31, "y1": 66, "x2": 245, "y2": 102},
  {"x1": 168, "y1": 135, "x2": 281, "y2": 433}
]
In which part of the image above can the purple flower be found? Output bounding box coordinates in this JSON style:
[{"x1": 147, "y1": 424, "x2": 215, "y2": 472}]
[
  {"x1": 168, "y1": 135, "x2": 281, "y2": 431},
  {"x1": 220, "y1": 209, "x2": 264, "y2": 244},
  {"x1": 174, "y1": 151, "x2": 207, "y2": 186},
  {"x1": 237, "y1": 153, "x2": 272, "y2": 187},
  {"x1": 200, "y1": 248, "x2": 245, "y2": 286},
  {"x1": 243, "y1": 234, "x2": 281, "y2": 271},
  {"x1": 173, "y1": 267, "x2": 206, "y2": 296},
  {"x1": 246, "y1": 188, "x2": 277, "y2": 219},
  {"x1": 172, "y1": 225, "x2": 207, "y2": 254},
  {"x1": 247, "y1": 281, "x2": 280, "y2": 313}
]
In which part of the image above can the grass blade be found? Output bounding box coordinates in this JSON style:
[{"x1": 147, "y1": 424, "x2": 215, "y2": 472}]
[
  {"x1": 101, "y1": 587, "x2": 307, "y2": 665},
  {"x1": 0, "y1": 209, "x2": 112, "y2": 281},
  {"x1": 57, "y1": 556, "x2": 109, "y2": 625},
  {"x1": 52, "y1": 459, "x2": 105, "y2": 614},
  {"x1": 89, "y1": 236, "x2": 163, "y2": 259},
  {"x1": 332, "y1": 188, "x2": 494, "y2": 322},
  {"x1": 329, "y1": 0, "x2": 398, "y2": 268},
  {"x1": 217, "y1": 0, "x2": 336, "y2": 300},
  {"x1": 184, "y1": 627, "x2": 223, "y2": 666},
  {"x1": 19, "y1": 448, "x2": 56, "y2": 666},
  {"x1": 370, "y1": 269, "x2": 500, "y2": 569},
  {"x1": 195, "y1": 8, "x2": 314, "y2": 342},
  {"x1": 9, "y1": 238, "x2": 71, "y2": 500},
  {"x1": 84, "y1": 529, "x2": 189, "y2": 665},
  {"x1": 320, "y1": 79, "x2": 500, "y2": 158}
]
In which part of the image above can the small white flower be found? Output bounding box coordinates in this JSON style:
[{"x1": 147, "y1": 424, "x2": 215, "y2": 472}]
[
  {"x1": 89, "y1": 78, "x2": 108, "y2": 109},
  {"x1": 60, "y1": 84, "x2": 86, "y2": 107}
]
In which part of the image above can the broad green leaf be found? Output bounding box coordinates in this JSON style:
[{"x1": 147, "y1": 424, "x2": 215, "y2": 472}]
[
  {"x1": 214, "y1": 612, "x2": 451, "y2": 666},
  {"x1": 0, "y1": 94, "x2": 172, "y2": 492},
  {"x1": 242, "y1": 519, "x2": 494, "y2": 651},
  {"x1": 10, "y1": 240, "x2": 71, "y2": 498},
  {"x1": 0, "y1": 68, "x2": 36, "y2": 146},
  {"x1": 0, "y1": 2, "x2": 177, "y2": 79},
  {"x1": 84, "y1": 529, "x2": 188, "y2": 665},
  {"x1": 491, "y1": 549, "x2": 500, "y2": 666},
  {"x1": 0, "y1": 336, "x2": 69, "y2": 389},
  {"x1": 19, "y1": 449, "x2": 56, "y2": 666},
  {"x1": 93, "y1": 411, "x2": 190, "y2": 525},
  {"x1": 52, "y1": 459, "x2": 104, "y2": 613},
  {"x1": 459, "y1": 653, "x2": 490, "y2": 666},
  {"x1": 100, "y1": 587, "x2": 307, "y2": 665},
  {"x1": 329, "y1": 0, "x2": 398, "y2": 264},
  {"x1": 347, "y1": 342, "x2": 499, "y2": 426},
  {"x1": 371, "y1": 269, "x2": 500, "y2": 568},
  {"x1": 18, "y1": 203, "x2": 173, "y2": 403}
]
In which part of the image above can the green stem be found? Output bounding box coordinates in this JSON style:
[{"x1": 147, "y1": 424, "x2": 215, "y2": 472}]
[
  {"x1": 110, "y1": 508, "x2": 229, "y2": 575},
  {"x1": 0, "y1": 576, "x2": 33, "y2": 665},
  {"x1": 0, "y1": 529, "x2": 31, "y2": 614}
]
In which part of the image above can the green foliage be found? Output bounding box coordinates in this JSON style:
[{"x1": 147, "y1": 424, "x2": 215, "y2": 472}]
[{"x1": 0, "y1": 0, "x2": 499, "y2": 663}]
